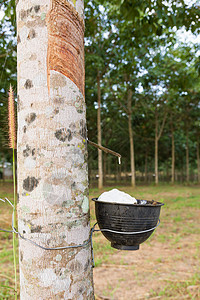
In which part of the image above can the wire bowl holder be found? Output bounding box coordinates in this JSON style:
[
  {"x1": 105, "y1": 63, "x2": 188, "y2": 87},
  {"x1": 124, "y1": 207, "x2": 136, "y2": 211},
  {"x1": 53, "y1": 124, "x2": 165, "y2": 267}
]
[{"x1": 0, "y1": 197, "x2": 164, "y2": 267}]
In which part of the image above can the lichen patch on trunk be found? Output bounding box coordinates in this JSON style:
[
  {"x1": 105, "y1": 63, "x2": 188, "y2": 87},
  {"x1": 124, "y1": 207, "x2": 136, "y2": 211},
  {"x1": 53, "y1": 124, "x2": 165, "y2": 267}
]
[
  {"x1": 39, "y1": 268, "x2": 71, "y2": 291},
  {"x1": 81, "y1": 196, "x2": 89, "y2": 214},
  {"x1": 23, "y1": 176, "x2": 39, "y2": 192}
]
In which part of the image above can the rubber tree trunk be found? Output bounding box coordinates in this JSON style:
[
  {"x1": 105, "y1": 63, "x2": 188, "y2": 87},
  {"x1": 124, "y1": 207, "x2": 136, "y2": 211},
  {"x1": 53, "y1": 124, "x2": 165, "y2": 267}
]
[
  {"x1": 127, "y1": 89, "x2": 135, "y2": 188},
  {"x1": 17, "y1": 1, "x2": 94, "y2": 299},
  {"x1": 97, "y1": 71, "x2": 103, "y2": 189}
]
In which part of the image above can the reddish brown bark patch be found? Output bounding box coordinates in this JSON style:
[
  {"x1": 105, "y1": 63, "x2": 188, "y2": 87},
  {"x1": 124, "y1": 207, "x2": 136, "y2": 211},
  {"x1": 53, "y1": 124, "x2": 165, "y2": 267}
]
[{"x1": 47, "y1": 0, "x2": 85, "y2": 96}]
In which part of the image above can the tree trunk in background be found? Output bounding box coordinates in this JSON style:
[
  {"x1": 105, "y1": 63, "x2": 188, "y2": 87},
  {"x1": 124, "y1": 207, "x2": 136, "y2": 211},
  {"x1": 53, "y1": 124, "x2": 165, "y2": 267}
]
[
  {"x1": 17, "y1": 1, "x2": 94, "y2": 298},
  {"x1": 97, "y1": 71, "x2": 103, "y2": 189},
  {"x1": 155, "y1": 100, "x2": 167, "y2": 185},
  {"x1": 154, "y1": 104, "x2": 167, "y2": 186},
  {"x1": 197, "y1": 138, "x2": 200, "y2": 183},
  {"x1": 186, "y1": 127, "x2": 189, "y2": 182},
  {"x1": 171, "y1": 124, "x2": 175, "y2": 184},
  {"x1": 127, "y1": 89, "x2": 135, "y2": 188}
]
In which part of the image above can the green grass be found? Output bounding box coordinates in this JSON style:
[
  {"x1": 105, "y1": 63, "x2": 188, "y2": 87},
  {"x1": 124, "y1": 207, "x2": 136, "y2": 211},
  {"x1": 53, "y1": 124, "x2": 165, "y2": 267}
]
[
  {"x1": 1, "y1": 182, "x2": 200, "y2": 299},
  {"x1": 0, "y1": 181, "x2": 18, "y2": 299},
  {"x1": 0, "y1": 282, "x2": 16, "y2": 300},
  {"x1": 150, "y1": 273, "x2": 200, "y2": 299}
]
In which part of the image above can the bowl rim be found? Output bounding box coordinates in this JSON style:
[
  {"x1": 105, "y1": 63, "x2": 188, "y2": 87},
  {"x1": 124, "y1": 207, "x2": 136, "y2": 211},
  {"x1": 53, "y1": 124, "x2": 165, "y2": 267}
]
[{"x1": 92, "y1": 198, "x2": 164, "y2": 207}]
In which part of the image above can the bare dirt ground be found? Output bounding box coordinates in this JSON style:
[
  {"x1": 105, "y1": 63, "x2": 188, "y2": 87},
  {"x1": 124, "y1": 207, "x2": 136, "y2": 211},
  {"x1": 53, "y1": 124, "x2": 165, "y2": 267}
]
[
  {"x1": 91, "y1": 186, "x2": 200, "y2": 300},
  {"x1": 93, "y1": 235, "x2": 199, "y2": 299}
]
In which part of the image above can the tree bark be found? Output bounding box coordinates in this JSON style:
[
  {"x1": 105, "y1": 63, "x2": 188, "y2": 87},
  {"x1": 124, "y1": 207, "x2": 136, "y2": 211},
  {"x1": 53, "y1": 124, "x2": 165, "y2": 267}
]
[
  {"x1": 17, "y1": 1, "x2": 94, "y2": 299},
  {"x1": 127, "y1": 89, "x2": 135, "y2": 188},
  {"x1": 97, "y1": 71, "x2": 103, "y2": 189}
]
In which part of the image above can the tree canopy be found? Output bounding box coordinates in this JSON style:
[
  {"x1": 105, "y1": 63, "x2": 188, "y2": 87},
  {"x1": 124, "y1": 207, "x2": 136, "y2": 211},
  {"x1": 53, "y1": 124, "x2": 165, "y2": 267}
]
[{"x1": 0, "y1": 0, "x2": 200, "y2": 184}]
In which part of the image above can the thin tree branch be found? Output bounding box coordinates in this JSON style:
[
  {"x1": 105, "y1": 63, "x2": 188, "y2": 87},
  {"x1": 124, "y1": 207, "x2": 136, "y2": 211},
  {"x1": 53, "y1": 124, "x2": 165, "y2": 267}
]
[{"x1": 158, "y1": 110, "x2": 168, "y2": 140}]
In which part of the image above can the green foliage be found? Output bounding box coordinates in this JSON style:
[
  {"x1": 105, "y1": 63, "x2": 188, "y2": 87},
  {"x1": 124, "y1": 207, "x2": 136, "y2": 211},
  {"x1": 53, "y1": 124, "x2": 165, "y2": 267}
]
[
  {"x1": 1, "y1": 0, "x2": 200, "y2": 184},
  {"x1": 85, "y1": 0, "x2": 200, "y2": 184},
  {"x1": 99, "y1": 0, "x2": 200, "y2": 34}
]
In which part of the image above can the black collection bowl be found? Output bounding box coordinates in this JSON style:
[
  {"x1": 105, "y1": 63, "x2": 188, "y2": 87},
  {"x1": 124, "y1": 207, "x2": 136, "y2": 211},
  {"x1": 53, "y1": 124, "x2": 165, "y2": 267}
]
[{"x1": 92, "y1": 198, "x2": 164, "y2": 250}]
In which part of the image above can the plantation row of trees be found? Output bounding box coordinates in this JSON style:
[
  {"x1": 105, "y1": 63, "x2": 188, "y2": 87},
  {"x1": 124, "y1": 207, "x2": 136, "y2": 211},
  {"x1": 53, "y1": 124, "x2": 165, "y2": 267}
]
[
  {"x1": 85, "y1": 0, "x2": 200, "y2": 187},
  {"x1": 0, "y1": 0, "x2": 200, "y2": 187}
]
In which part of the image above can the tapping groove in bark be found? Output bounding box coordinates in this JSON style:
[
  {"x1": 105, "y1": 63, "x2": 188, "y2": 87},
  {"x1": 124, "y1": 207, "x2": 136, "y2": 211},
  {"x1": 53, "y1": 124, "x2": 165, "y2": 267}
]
[{"x1": 47, "y1": 0, "x2": 85, "y2": 96}]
